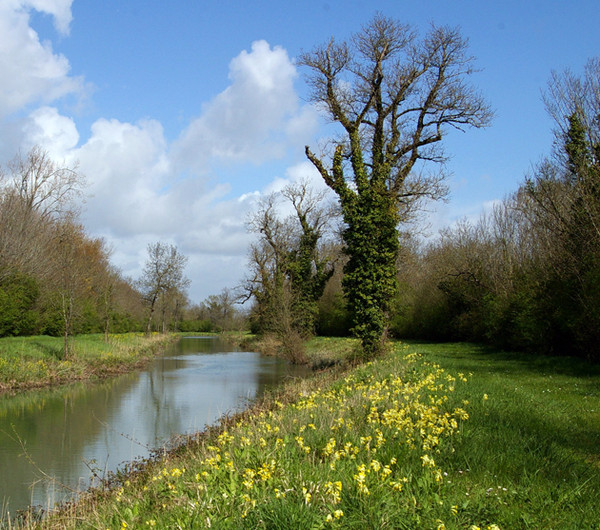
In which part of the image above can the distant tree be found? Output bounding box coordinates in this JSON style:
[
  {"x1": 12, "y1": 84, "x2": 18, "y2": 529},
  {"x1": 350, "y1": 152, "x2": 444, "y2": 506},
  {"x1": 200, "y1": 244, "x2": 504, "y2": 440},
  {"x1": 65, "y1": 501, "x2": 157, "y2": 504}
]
[
  {"x1": 46, "y1": 220, "x2": 94, "y2": 358},
  {"x1": 523, "y1": 58, "x2": 600, "y2": 358},
  {"x1": 164, "y1": 287, "x2": 189, "y2": 333},
  {"x1": 197, "y1": 289, "x2": 241, "y2": 331},
  {"x1": 139, "y1": 242, "x2": 189, "y2": 334},
  {"x1": 300, "y1": 15, "x2": 492, "y2": 356},
  {"x1": 245, "y1": 181, "x2": 336, "y2": 343}
]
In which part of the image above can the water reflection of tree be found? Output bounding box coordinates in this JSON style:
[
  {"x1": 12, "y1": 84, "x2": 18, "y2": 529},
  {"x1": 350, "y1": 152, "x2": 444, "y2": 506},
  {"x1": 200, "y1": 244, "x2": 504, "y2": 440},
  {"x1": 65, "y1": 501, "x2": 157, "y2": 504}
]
[
  {"x1": 0, "y1": 375, "x2": 139, "y2": 514},
  {"x1": 0, "y1": 338, "x2": 308, "y2": 516}
]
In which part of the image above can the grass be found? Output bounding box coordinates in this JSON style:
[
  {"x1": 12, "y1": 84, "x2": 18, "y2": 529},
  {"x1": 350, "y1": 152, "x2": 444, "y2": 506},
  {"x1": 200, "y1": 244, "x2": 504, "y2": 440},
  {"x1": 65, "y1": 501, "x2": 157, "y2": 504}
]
[
  {"x1": 0, "y1": 333, "x2": 179, "y2": 393},
  {"x1": 23, "y1": 338, "x2": 599, "y2": 529},
  {"x1": 236, "y1": 333, "x2": 359, "y2": 370},
  {"x1": 405, "y1": 341, "x2": 600, "y2": 529}
]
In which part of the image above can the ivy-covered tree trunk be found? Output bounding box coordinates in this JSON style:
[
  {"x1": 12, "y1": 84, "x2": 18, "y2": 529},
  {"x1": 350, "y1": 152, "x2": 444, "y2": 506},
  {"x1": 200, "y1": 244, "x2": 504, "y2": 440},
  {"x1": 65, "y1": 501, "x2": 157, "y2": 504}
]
[
  {"x1": 286, "y1": 205, "x2": 335, "y2": 336},
  {"x1": 301, "y1": 16, "x2": 491, "y2": 357},
  {"x1": 246, "y1": 182, "x2": 335, "y2": 342},
  {"x1": 342, "y1": 187, "x2": 399, "y2": 355}
]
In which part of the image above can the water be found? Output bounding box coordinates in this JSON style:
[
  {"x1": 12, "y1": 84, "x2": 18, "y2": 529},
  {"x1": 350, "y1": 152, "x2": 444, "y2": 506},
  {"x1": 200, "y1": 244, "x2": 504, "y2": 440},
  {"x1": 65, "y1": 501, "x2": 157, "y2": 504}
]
[{"x1": 0, "y1": 336, "x2": 307, "y2": 517}]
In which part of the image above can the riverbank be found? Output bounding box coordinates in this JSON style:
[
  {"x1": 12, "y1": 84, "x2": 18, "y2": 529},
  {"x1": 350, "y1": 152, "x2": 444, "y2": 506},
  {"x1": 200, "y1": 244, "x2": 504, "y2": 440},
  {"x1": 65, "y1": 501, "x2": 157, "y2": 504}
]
[
  {"x1": 30, "y1": 339, "x2": 600, "y2": 529},
  {"x1": 231, "y1": 333, "x2": 359, "y2": 370},
  {"x1": 0, "y1": 333, "x2": 179, "y2": 394}
]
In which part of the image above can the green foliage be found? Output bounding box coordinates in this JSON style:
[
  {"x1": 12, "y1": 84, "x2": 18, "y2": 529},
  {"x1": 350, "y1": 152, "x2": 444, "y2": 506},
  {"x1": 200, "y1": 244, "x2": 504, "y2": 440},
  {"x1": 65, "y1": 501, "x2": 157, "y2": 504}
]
[
  {"x1": 0, "y1": 274, "x2": 39, "y2": 336},
  {"x1": 393, "y1": 62, "x2": 600, "y2": 361},
  {"x1": 178, "y1": 319, "x2": 215, "y2": 333},
  {"x1": 75, "y1": 299, "x2": 103, "y2": 334},
  {"x1": 109, "y1": 312, "x2": 145, "y2": 334},
  {"x1": 283, "y1": 241, "x2": 331, "y2": 338},
  {"x1": 316, "y1": 291, "x2": 351, "y2": 337},
  {"x1": 286, "y1": 222, "x2": 334, "y2": 336},
  {"x1": 565, "y1": 111, "x2": 590, "y2": 181},
  {"x1": 342, "y1": 187, "x2": 399, "y2": 357}
]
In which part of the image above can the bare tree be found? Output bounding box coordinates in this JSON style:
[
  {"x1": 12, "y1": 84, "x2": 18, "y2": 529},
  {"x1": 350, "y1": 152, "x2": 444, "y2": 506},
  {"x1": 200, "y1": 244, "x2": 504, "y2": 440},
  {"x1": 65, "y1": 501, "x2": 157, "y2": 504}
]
[
  {"x1": 44, "y1": 219, "x2": 96, "y2": 358},
  {"x1": 96, "y1": 264, "x2": 121, "y2": 342},
  {"x1": 245, "y1": 181, "x2": 337, "y2": 343},
  {"x1": 5, "y1": 145, "x2": 84, "y2": 220},
  {"x1": 0, "y1": 147, "x2": 84, "y2": 282},
  {"x1": 0, "y1": 192, "x2": 48, "y2": 282},
  {"x1": 300, "y1": 15, "x2": 492, "y2": 356},
  {"x1": 139, "y1": 242, "x2": 189, "y2": 334},
  {"x1": 544, "y1": 58, "x2": 600, "y2": 169},
  {"x1": 200, "y1": 288, "x2": 241, "y2": 331}
]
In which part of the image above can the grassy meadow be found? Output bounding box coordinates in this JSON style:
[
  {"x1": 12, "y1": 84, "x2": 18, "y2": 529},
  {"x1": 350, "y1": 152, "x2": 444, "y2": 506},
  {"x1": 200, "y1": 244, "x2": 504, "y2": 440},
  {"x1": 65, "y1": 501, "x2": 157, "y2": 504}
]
[
  {"x1": 27, "y1": 338, "x2": 599, "y2": 529},
  {"x1": 0, "y1": 333, "x2": 178, "y2": 393}
]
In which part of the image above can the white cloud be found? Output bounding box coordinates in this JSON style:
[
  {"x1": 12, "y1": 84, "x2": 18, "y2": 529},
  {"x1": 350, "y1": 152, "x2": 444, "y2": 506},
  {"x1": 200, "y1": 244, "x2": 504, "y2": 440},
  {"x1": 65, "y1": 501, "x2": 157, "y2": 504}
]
[
  {"x1": 0, "y1": 27, "x2": 322, "y2": 301},
  {"x1": 68, "y1": 115, "x2": 258, "y2": 300},
  {"x1": 21, "y1": 0, "x2": 73, "y2": 34},
  {"x1": 75, "y1": 117, "x2": 170, "y2": 236},
  {"x1": 261, "y1": 160, "x2": 332, "y2": 198},
  {"x1": 22, "y1": 106, "x2": 79, "y2": 158},
  {"x1": 0, "y1": 1, "x2": 81, "y2": 118},
  {"x1": 172, "y1": 40, "x2": 318, "y2": 175}
]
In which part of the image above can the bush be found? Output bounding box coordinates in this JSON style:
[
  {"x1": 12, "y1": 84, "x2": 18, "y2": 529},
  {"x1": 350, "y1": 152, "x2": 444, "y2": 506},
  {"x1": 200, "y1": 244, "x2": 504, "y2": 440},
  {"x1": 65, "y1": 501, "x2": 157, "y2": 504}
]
[{"x1": 0, "y1": 274, "x2": 40, "y2": 336}]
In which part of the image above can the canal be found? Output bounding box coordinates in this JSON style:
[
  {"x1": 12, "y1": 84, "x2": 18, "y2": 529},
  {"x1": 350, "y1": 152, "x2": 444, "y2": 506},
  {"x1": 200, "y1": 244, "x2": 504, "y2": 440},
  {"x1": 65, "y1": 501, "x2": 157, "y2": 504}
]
[{"x1": 0, "y1": 336, "x2": 307, "y2": 518}]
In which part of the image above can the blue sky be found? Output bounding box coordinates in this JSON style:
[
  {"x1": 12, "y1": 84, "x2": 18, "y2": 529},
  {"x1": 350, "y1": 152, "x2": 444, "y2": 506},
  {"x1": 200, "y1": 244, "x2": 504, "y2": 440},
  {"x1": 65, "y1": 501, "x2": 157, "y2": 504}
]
[{"x1": 1, "y1": 1, "x2": 599, "y2": 302}]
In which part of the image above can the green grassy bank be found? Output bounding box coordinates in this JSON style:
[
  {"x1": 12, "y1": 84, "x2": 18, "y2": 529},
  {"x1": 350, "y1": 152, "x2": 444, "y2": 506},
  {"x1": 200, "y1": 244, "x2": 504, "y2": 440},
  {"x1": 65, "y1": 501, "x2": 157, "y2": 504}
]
[
  {"x1": 17, "y1": 339, "x2": 600, "y2": 529},
  {"x1": 0, "y1": 333, "x2": 179, "y2": 393}
]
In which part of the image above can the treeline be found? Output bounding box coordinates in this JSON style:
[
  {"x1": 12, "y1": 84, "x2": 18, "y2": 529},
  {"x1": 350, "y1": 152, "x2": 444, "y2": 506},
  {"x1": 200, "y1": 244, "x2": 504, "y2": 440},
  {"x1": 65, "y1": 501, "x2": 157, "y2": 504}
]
[
  {"x1": 246, "y1": 56, "x2": 600, "y2": 363},
  {"x1": 0, "y1": 147, "x2": 146, "y2": 345},
  {"x1": 182, "y1": 289, "x2": 248, "y2": 333},
  {"x1": 392, "y1": 59, "x2": 600, "y2": 362},
  {"x1": 0, "y1": 147, "x2": 232, "y2": 350}
]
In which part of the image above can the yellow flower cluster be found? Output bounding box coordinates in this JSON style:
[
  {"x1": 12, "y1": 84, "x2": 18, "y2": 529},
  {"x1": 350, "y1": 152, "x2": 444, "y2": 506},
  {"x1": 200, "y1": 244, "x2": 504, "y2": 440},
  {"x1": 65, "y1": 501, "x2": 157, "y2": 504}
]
[
  {"x1": 111, "y1": 347, "x2": 478, "y2": 527},
  {"x1": 325, "y1": 509, "x2": 344, "y2": 522}
]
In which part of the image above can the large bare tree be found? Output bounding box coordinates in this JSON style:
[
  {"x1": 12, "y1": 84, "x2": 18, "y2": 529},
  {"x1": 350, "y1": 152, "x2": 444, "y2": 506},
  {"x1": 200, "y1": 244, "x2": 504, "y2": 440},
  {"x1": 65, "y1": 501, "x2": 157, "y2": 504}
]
[{"x1": 300, "y1": 15, "x2": 492, "y2": 356}]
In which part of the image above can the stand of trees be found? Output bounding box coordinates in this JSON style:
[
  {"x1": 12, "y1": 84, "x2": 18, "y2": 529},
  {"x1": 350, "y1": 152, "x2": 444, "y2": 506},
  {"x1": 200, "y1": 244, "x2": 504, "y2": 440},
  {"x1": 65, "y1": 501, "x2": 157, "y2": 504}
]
[
  {"x1": 0, "y1": 147, "x2": 151, "y2": 354},
  {"x1": 244, "y1": 41, "x2": 599, "y2": 363},
  {"x1": 0, "y1": 147, "x2": 211, "y2": 351},
  {"x1": 391, "y1": 59, "x2": 600, "y2": 362},
  {"x1": 182, "y1": 289, "x2": 247, "y2": 333}
]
